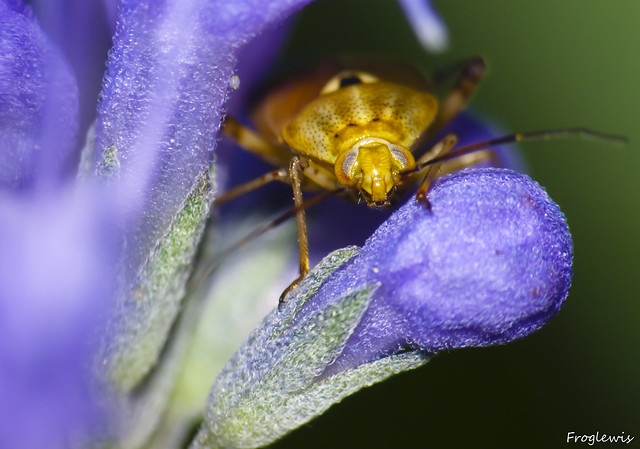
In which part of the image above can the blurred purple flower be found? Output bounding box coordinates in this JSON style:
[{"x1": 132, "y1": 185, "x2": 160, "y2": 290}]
[
  {"x1": 0, "y1": 1, "x2": 78, "y2": 190},
  {"x1": 29, "y1": 0, "x2": 114, "y2": 139},
  {"x1": 0, "y1": 2, "x2": 117, "y2": 448},
  {"x1": 0, "y1": 186, "x2": 118, "y2": 449},
  {"x1": 397, "y1": 0, "x2": 448, "y2": 51}
]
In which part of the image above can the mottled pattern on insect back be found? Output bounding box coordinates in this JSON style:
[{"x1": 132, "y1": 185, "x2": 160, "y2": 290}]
[{"x1": 284, "y1": 82, "x2": 438, "y2": 162}]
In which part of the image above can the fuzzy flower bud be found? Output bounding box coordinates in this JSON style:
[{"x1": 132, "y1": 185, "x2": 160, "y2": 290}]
[{"x1": 196, "y1": 168, "x2": 572, "y2": 448}]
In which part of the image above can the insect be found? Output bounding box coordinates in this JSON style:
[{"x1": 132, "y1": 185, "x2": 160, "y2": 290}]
[{"x1": 214, "y1": 58, "x2": 625, "y2": 302}]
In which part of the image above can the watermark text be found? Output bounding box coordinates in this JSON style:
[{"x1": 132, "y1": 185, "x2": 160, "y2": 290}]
[{"x1": 567, "y1": 431, "x2": 634, "y2": 445}]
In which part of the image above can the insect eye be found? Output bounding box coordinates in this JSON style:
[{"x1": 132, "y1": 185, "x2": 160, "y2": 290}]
[
  {"x1": 389, "y1": 145, "x2": 416, "y2": 171},
  {"x1": 339, "y1": 76, "x2": 363, "y2": 88},
  {"x1": 334, "y1": 148, "x2": 360, "y2": 185},
  {"x1": 341, "y1": 149, "x2": 359, "y2": 178}
]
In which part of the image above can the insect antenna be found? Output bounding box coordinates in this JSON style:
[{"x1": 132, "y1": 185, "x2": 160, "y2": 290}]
[
  {"x1": 403, "y1": 127, "x2": 628, "y2": 175},
  {"x1": 188, "y1": 188, "x2": 345, "y2": 292}
]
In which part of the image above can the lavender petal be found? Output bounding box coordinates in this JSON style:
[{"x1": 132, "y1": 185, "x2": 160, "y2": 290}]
[{"x1": 0, "y1": 0, "x2": 79, "y2": 190}]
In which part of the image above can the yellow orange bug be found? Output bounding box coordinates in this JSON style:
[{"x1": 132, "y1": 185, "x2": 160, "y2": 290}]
[{"x1": 215, "y1": 58, "x2": 625, "y2": 301}]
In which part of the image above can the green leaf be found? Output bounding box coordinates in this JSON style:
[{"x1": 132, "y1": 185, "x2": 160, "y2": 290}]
[
  {"x1": 145, "y1": 220, "x2": 298, "y2": 449},
  {"x1": 191, "y1": 247, "x2": 429, "y2": 449},
  {"x1": 100, "y1": 169, "x2": 213, "y2": 393}
]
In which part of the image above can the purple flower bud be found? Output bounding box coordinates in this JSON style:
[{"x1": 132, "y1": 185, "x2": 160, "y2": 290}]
[
  {"x1": 302, "y1": 168, "x2": 573, "y2": 377},
  {"x1": 198, "y1": 168, "x2": 572, "y2": 447}
]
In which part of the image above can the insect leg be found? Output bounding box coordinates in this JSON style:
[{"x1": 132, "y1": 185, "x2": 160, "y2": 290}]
[
  {"x1": 414, "y1": 134, "x2": 459, "y2": 207},
  {"x1": 430, "y1": 56, "x2": 487, "y2": 136},
  {"x1": 279, "y1": 156, "x2": 309, "y2": 304},
  {"x1": 188, "y1": 188, "x2": 343, "y2": 295},
  {"x1": 214, "y1": 167, "x2": 289, "y2": 205},
  {"x1": 410, "y1": 56, "x2": 486, "y2": 157},
  {"x1": 222, "y1": 116, "x2": 291, "y2": 166}
]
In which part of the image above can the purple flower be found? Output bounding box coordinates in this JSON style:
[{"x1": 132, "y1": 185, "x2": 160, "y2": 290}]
[
  {"x1": 0, "y1": 1, "x2": 78, "y2": 189},
  {"x1": 0, "y1": 3, "x2": 116, "y2": 449},
  {"x1": 397, "y1": 0, "x2": 449, "y2": 51},
  {"x1": 0, "y1": 186, "x2": 118, "y2": 449},
  {"x1": 311, "y1": 168, "x2": 572, "y2": 377},
  {"x1": 0, "y1": 0, "x2": 572, "y2": 448},
  {"x1": 199, "y1": 169, "x2": 572, "y2": 448}
]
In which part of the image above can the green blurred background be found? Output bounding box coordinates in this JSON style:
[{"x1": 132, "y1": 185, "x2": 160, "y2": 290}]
[{"x1": 266, "y1": 0, "x2": 640, "y2": 448}]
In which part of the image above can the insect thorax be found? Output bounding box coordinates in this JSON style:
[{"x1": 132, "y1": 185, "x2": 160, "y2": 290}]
[{"x1": 283, "y1": 81, "x2": 438, "y2": 204}]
